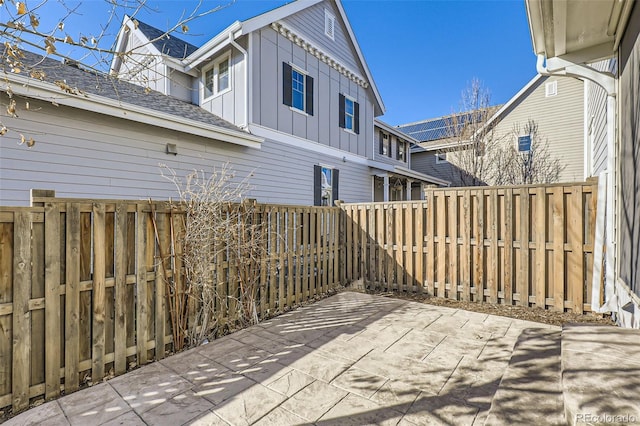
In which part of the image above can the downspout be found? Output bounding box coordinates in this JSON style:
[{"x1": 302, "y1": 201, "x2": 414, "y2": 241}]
[
  {"x1": 229, "y1": 33, "x2": 249, "y2": 129},
  {"x1": 536, "y1": 54, "x2": 617, "y2": 313}
]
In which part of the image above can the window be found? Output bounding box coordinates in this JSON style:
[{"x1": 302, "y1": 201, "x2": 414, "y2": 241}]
[
  {"x1": 324, "y1": 9, "x2": 335, "y2": 40},
  {"x1": 339, "y1": 94, "x2": 359, "y2": 134},
  {"x1": 283, "y1": 63, "x2": 314, "y2": 115},
  {"x1": 436, "y1": 152, "x2": 447, "y2": 164},
  {"x1": 379, "y1": 132, "x2": 390, "y2": 156},
  {"x1": 203, "y1": 53, "x2": 231, "y2": 98},
  {"x1": 314, "y1": 165, "x2": 339, "y2": 206},
  {"x1": 396, "y1": 139, "x2": 406, "y2": 162},
  {"x1": 545, "y1": 80, "x2": 557, "y2": 97}
]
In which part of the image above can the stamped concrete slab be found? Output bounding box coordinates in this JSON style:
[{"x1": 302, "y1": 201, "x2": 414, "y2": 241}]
[
  {"x1": 7, "y1": 291, "x2": 581, "y2": 426},
  {"x1": 212, "y1": 383, "x2": 285, "y2": 426},
  {"x1": 58, "y1": 383, "x2": 132, "y2": 426},
  {"x1": 317, "y1": 393, "x2": 403, "y2": 425},
  {"x1": 3, "y1": 401, "x2": 69, "y2": 426},
  {"x1": 280, "y1": 380, "x2": 348, "y2": 422}
]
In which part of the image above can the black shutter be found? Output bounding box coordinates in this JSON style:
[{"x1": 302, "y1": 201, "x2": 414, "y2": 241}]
[
  {"x1": 332, "y1": 169, "x2": 339, "y2": 203},
  {"x1": 305, "y1": 75, "x2": 314, "y2": 115},
  {"x1": 338, "y1": 93, "x2": 345, "y2": 128},
  {"x1": 354, "y1": 101, "x2": 360, "y2": 134},
  {"x1": 283, "y1": 62, "x2": 292, "y2": 107},
  {"x1": 313, "y1": 165, "x2": 322, "y2": 206}
]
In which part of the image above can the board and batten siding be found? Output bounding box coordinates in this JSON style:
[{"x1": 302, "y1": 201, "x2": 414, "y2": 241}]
[
  {"x1": 491, "y1": 76, "x2": 585, "y2": 182},
  {"x1": 168, "y1": 68, "x2": 194, "y2": 104},
  {"x1": 199, "y1": 43, "x2": 247, "y2": 127},
  {"x1": 586, "y1": 60, "x2": 611, "y2": 176},
  {"x1": 251, "y1": 23, "x2": 374, "y2": 159},
  {"x1": 0, "y1": 97, "x2": 372, "y2": 206}
]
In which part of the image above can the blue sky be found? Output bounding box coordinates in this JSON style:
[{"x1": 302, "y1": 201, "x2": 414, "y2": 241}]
[{"x1": 14, "y1": 0, "x2": 537, "y2": 126}]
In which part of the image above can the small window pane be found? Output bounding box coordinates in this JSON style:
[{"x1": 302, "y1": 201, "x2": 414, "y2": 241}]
[
  {"x1": 344, "y1": 98, "x2": 354, "y2": 131},
  {"x1": 204, "y1": 68, "x2": 214, "y2": 98},
  {"x1": 218, "y1": 58, "x2": 229, "y2": 92},
  {"x1": 292, "y1": 69, "x2": 305, "y2": 111},
  {"x1": 321, "y1": 167, "x2": 332, "y2": 206}
]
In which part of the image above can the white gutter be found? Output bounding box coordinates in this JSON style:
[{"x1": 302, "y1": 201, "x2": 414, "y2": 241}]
[
  {"x1": 183, "y1": 21, "x2": 241, "y2": 71},
  {"x1": 1, "y1": 73, "x2": 263, "y2": 149},
  {"x1": 228, "y1": 33, "x2": 249, "y2": 129},
  {"x1": 536, "y1": 54, "x2": 616, "y2": 313}
]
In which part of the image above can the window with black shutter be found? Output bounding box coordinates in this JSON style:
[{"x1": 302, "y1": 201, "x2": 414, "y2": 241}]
[
  {"x1": 339, "y1": 94, "x2": 359, "y2": 134},
  {"x1": 283, "y1": 62, "x2": 313, "y2": 115},
  {"x1": 314, "y1": 165, "x2": 339, "y2": 206}
]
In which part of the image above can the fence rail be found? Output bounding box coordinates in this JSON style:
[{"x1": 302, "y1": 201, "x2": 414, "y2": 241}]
[
  {"x1": 0, "y1": 199, "x2": 343, "y2": 413},
  {"x1": 343, "y1": 181, "x2": 599, "y2": 313}
]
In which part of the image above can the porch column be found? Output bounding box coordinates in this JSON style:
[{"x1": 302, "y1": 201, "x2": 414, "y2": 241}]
[
  {"x1": 406, "y1": 179, "x2": 413, "y2": 201},
  {"x1": 383, "y1": 175, "x2": 390, "y2": 202}
]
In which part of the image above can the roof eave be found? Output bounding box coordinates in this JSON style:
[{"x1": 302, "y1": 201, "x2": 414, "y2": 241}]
[
  {"x1": 374, "y1": 119, "x2": 419, "y2": 144},
  {"x1": 1, "y1": 73, "x2": 263, "y2": 149}
]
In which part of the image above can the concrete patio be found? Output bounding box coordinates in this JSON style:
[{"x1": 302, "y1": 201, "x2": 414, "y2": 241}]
[{"x1": 3, "y1": 292, "x2": 566, "y2": 425}]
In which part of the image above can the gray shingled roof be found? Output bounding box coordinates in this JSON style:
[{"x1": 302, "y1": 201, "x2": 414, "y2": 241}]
[
  {"x1": 17, "y1": 51, "x2": 242, "y2": 133},
  {"x1": 136, "y1": 20, "x2": 199, "y2": 59}
]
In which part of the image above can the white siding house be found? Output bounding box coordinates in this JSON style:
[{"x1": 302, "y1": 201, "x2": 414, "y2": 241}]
[{"x1": 0, "y1": 0, "x2": 441, "y2": 206}]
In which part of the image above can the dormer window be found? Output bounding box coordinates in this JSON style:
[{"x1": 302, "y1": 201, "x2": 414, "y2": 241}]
[
  {"x1": 203, "y1": 53, "x2": 231, "y2": 98},
  {"x1": 324, "y1": 9, "x2": 335, "y2": 40}
]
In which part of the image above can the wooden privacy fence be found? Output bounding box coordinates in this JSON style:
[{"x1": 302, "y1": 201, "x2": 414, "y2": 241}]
[
  {"x1": 342, "y1": 181, "x2": 599, "y2": 313},
  {"x1": 0, "y1": 198, "x2": 343, "y2": 413}
]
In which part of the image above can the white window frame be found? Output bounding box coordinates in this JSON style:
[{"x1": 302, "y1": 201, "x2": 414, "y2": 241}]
[
  {"x1": 324, "y1": 9, "x2": 335, "y2": 40},
  {"x1": 343, "y1": 94, "x2": 356, "y2": 133},
  {"x1": 203, "y1": 52, "x2": 232, "y2": 100},
  {"x1": 436, "y1": 152, "x2": 448, "y2": 164},
  {"x1": 290, "y1": 64, "x2": 307, "y2": 114},
  {"x1": 380, "y1": 132, "x2": 390, "y2": 156},
  {"x1": 397, "y1": 139, "x2": 407, "y2": 162}
]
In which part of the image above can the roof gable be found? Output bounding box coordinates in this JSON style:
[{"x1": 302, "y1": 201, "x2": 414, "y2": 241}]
[{"x1": 136, "y1": 20, "x2": 199, "y2": 59}]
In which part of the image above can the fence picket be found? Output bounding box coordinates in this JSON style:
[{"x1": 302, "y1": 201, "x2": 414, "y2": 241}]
[
  {"x1": 535, "y1": 188, "x2": 547, "y2": 308},
  {"x1": 44, "y1": 203, "x2": 61, "y2": 399}
]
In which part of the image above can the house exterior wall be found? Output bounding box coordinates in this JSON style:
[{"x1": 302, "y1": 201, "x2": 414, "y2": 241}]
[
  {"x1": 199, "y1": 45, "x2": 247, "y2": 127},
  {"x1": 250, "y1": 20, "x2": 374, "y2": 158},
  {"x1": 411, "y1": 151, "x2": 465, "y2": 186},
  {"x1": 586, "y1": 61, "x2": 610, "y2": 176},
  {"x1": 280, "y1": 0, "x2": 360, "y2": 73},
  {"x1": 490, "y1": 75, "x2": 585, "y2": 182},
  {"x1": 0, "y1": 97, "x2": 372, "y2": 206},
  {"x1": 618, "y1": 2, "x2": 640, "y2": 305},
  {"x1": 372, "y1": 127, "x2": 410, "y2": 167},
  {"x1": 168, "y1": 68, "x2": 194, "y2": 103}
]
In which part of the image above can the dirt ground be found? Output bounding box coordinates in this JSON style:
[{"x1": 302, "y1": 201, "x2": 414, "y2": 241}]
[{"x1": 372, "y1": 291, "x2": 616, "y2": 327}]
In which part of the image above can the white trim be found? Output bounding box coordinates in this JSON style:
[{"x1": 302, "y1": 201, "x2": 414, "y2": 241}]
[
  {"x1": 435, "y1": 152, "x2": 448, "y2": 164},
  {"x1": 202, "y1": 51, "x2": 232, "y2": 101},
  {"x1": 2, "y1": 73, "x2": 263, "y2": 149},
  {"x1": 249, "y1": 123, "x2": 382, "y2": 167},
  {"x1": 289, "y1": 64, "x2": 308, "y2": 114},
  {"x1": 375, "y1": 119, "x2": 419, "y2": 144},
  {"x1": 392, "y1": 166, "x2": 450, "y2": 186},
  {"x1": 290, "y1": 106, "x2": 309, "y2": 117}
]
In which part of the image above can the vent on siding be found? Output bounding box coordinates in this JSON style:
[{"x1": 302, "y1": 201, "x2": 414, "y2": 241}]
[
  {"x1": 545, "y1": 81, "x2": 558, "y2": 97},
  {"x1": 324, "y1": 9, "x2": 335, "y2": 40}
]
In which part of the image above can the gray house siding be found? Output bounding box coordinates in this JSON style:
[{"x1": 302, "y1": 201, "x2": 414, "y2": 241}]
[
  {"x1": 411, "y1": 151, "x2": 462, "y2": 186},
  {"x1": 618, "y1": 3, "x2": 640, "y2": 300},
  {"x1": 373, "y1": 127, "x2": 410, "y2": 167},
  {"x1": 281, "y1": 0, "x2": 360, "y2": 74},
  {"x1": 586, "y1": 61, "x2": 610, "y2": 176},
  {"x1": 199, "y1": 46, "x2": 246, "y2": 127},
  {"x1": 168, "y1": 68, "x2": 194, "y2": 103},
  {"x1": 251, "y1": 22, "x2": 374, "y2": 158},
  {"x1": 0, "y1": 97, "x2": 372, "y2": 206},
  {"x1": 490, "y1": 75, "x2": 585, "y2": 182}
]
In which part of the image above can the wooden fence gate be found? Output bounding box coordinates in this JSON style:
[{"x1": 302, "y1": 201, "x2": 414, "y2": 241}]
[{"x1": 342, "y1": 181, "x2": 599, "y2": 313}]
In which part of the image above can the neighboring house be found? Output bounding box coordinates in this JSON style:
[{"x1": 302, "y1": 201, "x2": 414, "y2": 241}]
[
  {"x1": 526, "y1": 0, "x2": 639, "y2": 328},
  {"x1": 402, "y1": 74, "x2": 586, "y2": 186},
  {"x1": 400, "y1": 114, "x2": 475, "y2": 186},
  {"x1": 0, "y1": 0, "x2": 442, "y2": 206}
]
